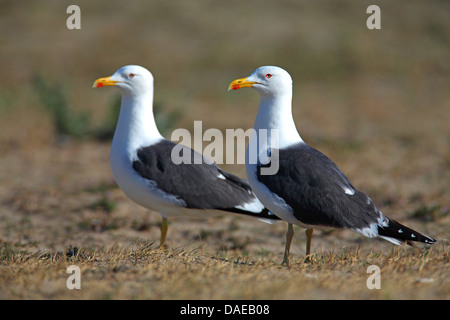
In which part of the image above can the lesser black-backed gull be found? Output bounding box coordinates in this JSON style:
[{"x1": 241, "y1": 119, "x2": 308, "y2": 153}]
[
  {"x1": 93, "y1": 65, "x2": 278, "y2": 245},
  {"x1": 229, "y1": 65, "x2": 436, "y2": 265}
]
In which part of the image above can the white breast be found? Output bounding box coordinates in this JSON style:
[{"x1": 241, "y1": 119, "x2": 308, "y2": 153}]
[{"x1": 109, "y1": 140, "x2": 189, "y2": 217}]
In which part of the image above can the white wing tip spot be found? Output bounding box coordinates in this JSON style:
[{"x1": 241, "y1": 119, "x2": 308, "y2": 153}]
[
  {"x1": 343, "y1": 187, "x2": 355, "y2": 195},
  {"x1": 217, "y1": 173, "x2": 226, "y2": 180}
]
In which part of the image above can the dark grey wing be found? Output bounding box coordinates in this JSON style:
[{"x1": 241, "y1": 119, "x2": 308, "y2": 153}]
[
  {"x1": 257, "y1": 143, "x2": 381, "y2": 230},
  {"x1": 258, "y1": 142, "x2": 436, "y2": 244},
  {"x1": 132, "y1": 140, "x2": 278, "y2": 220}
]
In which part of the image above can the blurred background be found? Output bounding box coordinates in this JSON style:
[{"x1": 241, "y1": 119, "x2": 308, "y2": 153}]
[{"x1": 0, "y1": 0, "x2": 448, "y2": 252}]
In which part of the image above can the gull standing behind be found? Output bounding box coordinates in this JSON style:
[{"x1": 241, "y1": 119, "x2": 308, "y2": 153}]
[{"x1": 229, "y1": 65, "x2": 436, "y2": 265}]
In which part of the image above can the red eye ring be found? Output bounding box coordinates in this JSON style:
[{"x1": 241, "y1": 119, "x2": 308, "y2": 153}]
[
  {"x1": 129, "y1": 73, "x2": 136, "y2": 78},
  {"x1": 265, "y1": 73, "x2": 273, "y2": 79}
]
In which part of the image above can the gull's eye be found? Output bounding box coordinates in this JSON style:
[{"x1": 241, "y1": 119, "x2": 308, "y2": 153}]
[
  {"x1": 128, "y1": 73, "x2": 136, "y2": 78},
  {"x1": 265, "y1": 73, "x2": 273, "y2": 79}
]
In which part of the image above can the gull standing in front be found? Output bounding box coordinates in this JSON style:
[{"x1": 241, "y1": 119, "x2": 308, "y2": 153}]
[
  {"x1": 229, "y1": 66, "x2": 436, "y2": 265},
  {"x1": 93, "y1": 65, "x2": 279, "y2": 246}
]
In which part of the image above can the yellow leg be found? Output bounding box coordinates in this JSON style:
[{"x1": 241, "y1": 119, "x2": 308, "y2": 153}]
[
  {"x1": 304, "y1": 228, "x2": 313, "y2": 262},
  {"x1": 160, "y1": 217, "x2": 168, "y2": 247},
  {"x1": 281, "y1": 223, "x2": 294, "y2": 266}
]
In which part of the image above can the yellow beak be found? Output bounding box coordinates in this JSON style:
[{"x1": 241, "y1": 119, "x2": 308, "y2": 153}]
[
  {"x1": 92, "y1": 76, "x2": 118, "y2": 88},
  {"x1": 228, "y1": 77, "x2": 257, "y2": 91}
]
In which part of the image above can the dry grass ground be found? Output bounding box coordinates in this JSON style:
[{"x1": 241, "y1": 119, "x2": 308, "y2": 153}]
[
  {"x1": 1, "y1": 241, "x2": 448, "y2": 300},
  {"x1": 0, "y1": 1, "x2": 449, "y2": 300}
]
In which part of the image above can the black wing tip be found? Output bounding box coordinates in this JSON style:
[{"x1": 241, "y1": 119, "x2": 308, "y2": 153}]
[
  {"x1": 420, "y1": 235, "x2": 437, "y2": 245},
  {"x1": 260, "y1": 207, "x2": 281, "y2": 220},
  {"x1": 222, "y1": 206, "x2": 280, "y2": 220},
  {"x1": 379, "y1": 218, "x2": 437, "y2": 245}
]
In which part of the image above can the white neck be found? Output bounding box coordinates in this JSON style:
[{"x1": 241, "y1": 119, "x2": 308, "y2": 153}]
[
  {"x1": 252, "y1": 92, "x2": 303, "y2": 149},
  {"x1": 112, "y1": 92, "x2": 163, "y2": 159}
]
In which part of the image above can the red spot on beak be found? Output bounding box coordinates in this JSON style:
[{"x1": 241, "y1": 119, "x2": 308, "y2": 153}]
[
  {"x1": 232, "y1": 84, "x2": 240, "y2": 90},
  {"x1": 96, "y1": 83, "x2": 104, "y2": 88}
]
